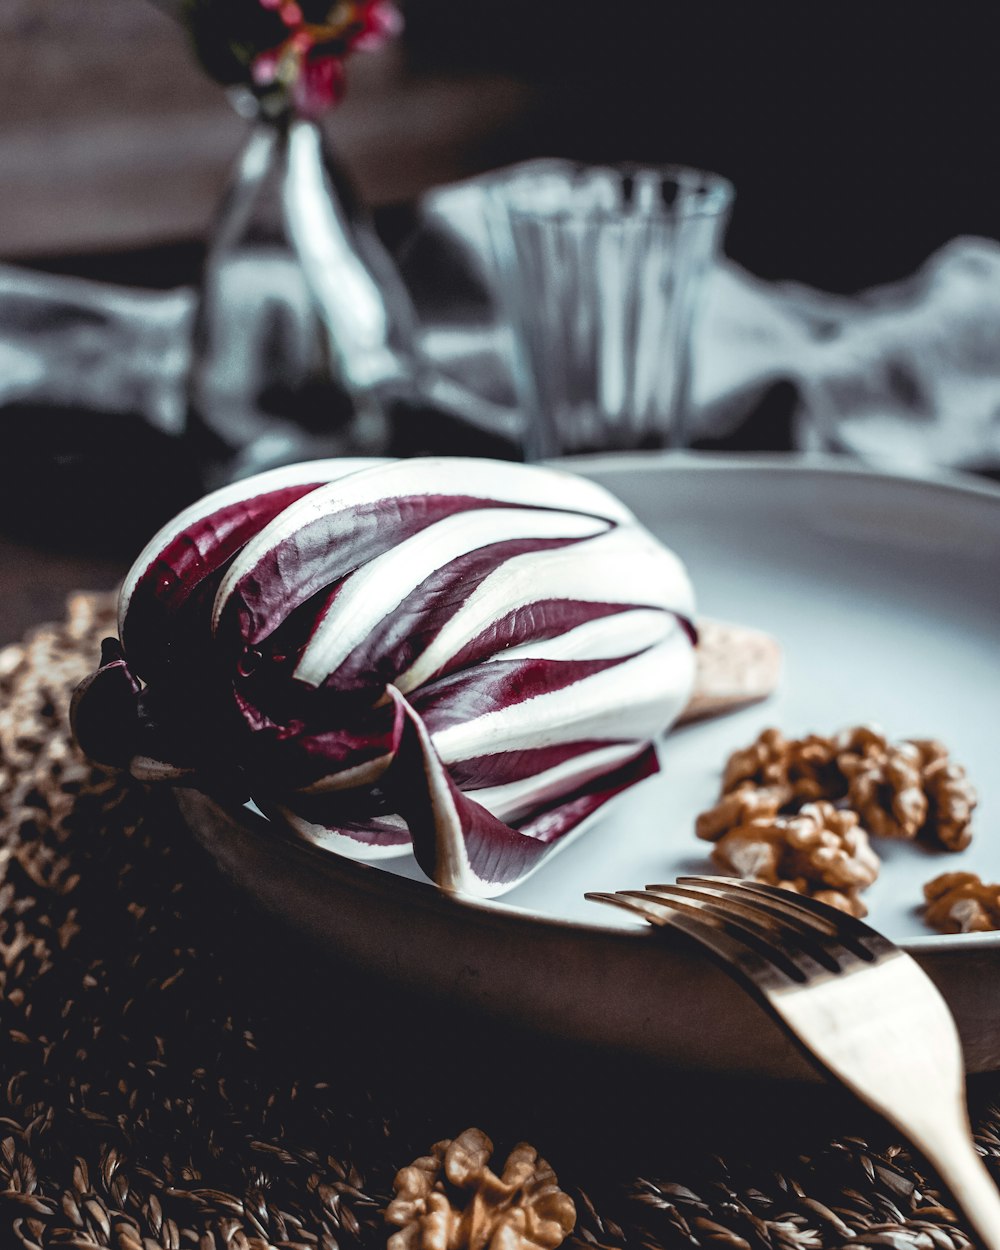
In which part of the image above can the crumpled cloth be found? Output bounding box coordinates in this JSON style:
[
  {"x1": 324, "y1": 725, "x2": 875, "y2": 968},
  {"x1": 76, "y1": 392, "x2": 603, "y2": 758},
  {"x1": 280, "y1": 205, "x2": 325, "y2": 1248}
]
[
  {"x1": 696, "y1": 236, "x2": 1000, "y2": 472},
  {"x1": 0, "y1": 266, "x2": 192, "y2": 438},
  {"x1": 3, "y1": 205, "x2": 1000, "y2": 478},
  {"x1": 418, "y1": 178, "x2": 1000, "y2": 472}
]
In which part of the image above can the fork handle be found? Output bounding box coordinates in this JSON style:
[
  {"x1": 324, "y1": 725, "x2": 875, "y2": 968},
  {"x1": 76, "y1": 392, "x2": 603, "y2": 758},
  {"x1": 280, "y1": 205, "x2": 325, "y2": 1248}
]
[{"x1": 920, "y1": 1121, "x2": 1000, "y2": 1250}]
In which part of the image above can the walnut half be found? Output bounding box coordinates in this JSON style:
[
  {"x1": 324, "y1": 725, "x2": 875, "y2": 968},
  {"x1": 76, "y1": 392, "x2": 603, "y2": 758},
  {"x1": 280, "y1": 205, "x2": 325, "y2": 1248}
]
[
  {"x1": 923, "y1": 872, "x2": 1000, "y2": 934},
  {"x1": 385, "y1": 1129, "x2": 576, "y2": 1250},
  {"x1": 840, "y1": 735, "x2": 977, "y2": 851},
  {"x1": 709, "y1": 800, "x2": 880, "y2": 918}
]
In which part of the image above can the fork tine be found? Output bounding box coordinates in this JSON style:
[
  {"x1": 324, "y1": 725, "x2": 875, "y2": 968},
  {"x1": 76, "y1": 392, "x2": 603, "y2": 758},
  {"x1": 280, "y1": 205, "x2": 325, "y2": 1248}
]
[
  {"x1": 585, "y1": 891, "x2": 662, "y2": 925},
  {"x1": 585, "y1": 890, "x2": 802, "y2": 993},
  {"x1": 625, "y1": 888, "x2": 835, "y2": 982},
  {"x1": 638, "y1": 883, "x2": 844, "y2": 977},
  {"x1": 677, "y1": 876, "x2": 896, "y2": 963}
]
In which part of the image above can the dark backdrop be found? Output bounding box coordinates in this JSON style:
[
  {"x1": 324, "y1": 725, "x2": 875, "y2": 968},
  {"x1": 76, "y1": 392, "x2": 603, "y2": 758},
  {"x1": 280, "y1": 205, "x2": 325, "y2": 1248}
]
[{"x1": 404, "y1": 1, "x2": 1000, "y2": 293}]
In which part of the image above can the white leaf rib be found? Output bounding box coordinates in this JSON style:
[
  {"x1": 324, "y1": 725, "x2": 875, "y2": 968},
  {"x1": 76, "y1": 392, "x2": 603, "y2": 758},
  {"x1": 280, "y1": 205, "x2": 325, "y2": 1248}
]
[
  {"x1": 211, "y1": 457, "x2": 638, "y2": 633},
  {"x1": 396, "y1": 526, "x2": 695, "y2": 693},
  {"x1": 265, "y1": 803, "x2": 411, "y2": 859},
  {"x1": 432, "y1": 629, "x2": 696, "y2": 761},
  {"x1": 481, "y1": 608, "x2": 675, "y2": 664},
  {"x1": 463, "y1": 741, "x2": 646, "y2": 823},
  {"x1": 293, "y1": 507, "x2": 609, "y2": 687}
]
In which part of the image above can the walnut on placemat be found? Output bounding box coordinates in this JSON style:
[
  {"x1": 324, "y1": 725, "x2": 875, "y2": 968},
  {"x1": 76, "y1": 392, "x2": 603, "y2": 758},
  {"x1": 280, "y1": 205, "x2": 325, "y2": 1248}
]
[
  {"x1": 385, "y1": 1128, "x2": 576, "y2": 1250},
  {"x1": 923, "y1": 872, "x2": 1000, "y2": 935},
  {"x1": 708, "y1": 800, "x2": 880, "y2": 917}
]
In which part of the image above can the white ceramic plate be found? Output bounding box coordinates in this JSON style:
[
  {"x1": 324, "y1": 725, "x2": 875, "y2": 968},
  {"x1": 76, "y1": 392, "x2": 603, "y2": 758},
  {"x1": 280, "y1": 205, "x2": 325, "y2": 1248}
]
[{"x1": 180, "y1": 454, "x2": 1000, "y2": 1079}]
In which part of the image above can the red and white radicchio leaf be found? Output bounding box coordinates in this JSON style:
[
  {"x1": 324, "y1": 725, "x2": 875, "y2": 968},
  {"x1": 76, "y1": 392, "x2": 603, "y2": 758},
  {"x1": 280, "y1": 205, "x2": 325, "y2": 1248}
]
[{"x1": 72, "y1": 457, "x2": 697, "y2": 897}]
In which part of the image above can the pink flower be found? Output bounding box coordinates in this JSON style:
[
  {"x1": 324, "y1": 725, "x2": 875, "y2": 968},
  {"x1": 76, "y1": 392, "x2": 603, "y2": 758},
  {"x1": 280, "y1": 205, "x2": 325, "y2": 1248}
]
[
  {"x1": 247, "y1": 0, "x2": 402, "y2": 117},
  {"x1": 351, "y1": 0, "x2": 403, "y2": 52},
  {"x1": 292, "y1": 53, "x2": 346, "y2": 119}
]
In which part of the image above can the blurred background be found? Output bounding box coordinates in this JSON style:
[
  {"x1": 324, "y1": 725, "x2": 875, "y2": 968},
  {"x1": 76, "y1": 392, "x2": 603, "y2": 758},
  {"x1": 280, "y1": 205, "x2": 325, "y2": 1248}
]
[
  {"x1": 5, "y1": 1, "x2": 1000, "y2": 290},
  {"x1": 3, "y1": 0, "x2": 1000, "y2": 612}
]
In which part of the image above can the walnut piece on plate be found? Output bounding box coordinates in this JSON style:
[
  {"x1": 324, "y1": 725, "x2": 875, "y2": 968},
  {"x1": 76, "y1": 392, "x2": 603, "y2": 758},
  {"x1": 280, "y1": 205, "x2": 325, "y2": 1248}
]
[
  {"x1": 696, "y1": 725, "x2": 978, "y2": 919},
  {"x1": 708, "y1": 725, "x2": 977, "y2": 851},
  {"x1": 694, "y1": 781, "x2": 792, "y2": 843},
  {"x1": 839, "y1": 733, "x2": 977, "y2": 850},
  {"x1": 923, "y1": 872, "x2": 1000, "y2": 935},
  {"x1": 385, "y1": 1129, "x2": 576, "y2": 1250},
  {"x1": 708, "y1": 800, "x2": 880, "y2": 917},
  {"x1": 914, "y1": 740, "x2": 978, "y2": 852},
  {"x1": 720, "y1": 726, "x2": 841, "y2": 802}
]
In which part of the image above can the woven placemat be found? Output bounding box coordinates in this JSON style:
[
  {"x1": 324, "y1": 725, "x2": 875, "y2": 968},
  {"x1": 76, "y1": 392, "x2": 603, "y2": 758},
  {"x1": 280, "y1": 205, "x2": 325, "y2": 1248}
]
[{"x1": 1, "y1": 593, "x2": 997, "y2": 1250}]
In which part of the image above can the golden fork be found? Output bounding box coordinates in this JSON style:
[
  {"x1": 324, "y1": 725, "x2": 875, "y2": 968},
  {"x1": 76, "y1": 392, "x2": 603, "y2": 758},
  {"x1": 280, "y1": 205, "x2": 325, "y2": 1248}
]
[{"x1": 586, "y1": 875, "x2": 1000, "y2": 1247}]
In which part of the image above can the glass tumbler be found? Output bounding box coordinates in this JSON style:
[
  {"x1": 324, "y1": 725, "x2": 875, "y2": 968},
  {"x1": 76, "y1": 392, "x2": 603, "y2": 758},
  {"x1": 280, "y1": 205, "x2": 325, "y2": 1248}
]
[{"x1": 484, "y1": 160, "x2": 733, "y2": 460}]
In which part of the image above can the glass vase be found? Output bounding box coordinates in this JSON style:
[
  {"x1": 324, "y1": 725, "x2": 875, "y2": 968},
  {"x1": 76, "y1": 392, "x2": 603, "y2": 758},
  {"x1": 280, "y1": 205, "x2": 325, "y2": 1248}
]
[{"x1": 188, "y1": 103, "x2": 419, "y2": 482}]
